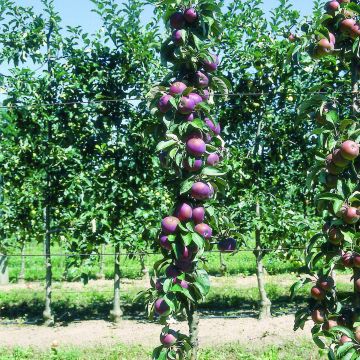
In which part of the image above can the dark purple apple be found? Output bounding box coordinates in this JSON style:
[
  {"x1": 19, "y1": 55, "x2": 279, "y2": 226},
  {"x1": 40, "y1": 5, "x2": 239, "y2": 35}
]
[
  {"x1": 218, "y1": 237, "x2": 237, "y2": 252},
  {"x1": 155, "y1": 298, "x2": 170, "y2": 315},
  {"x1": 176, "y1": 203, "x2": 192, "y2": 222},
  {"x1": 169, "y1": 81, "x2": 187, "y2": 95},
  {"x1": 191, "y1": 182, "x2": 213, "y2": 200},
  {"x1": 172, "y1": 29, "x2": 185, "y2": 45},
  {"x1": 195, "y1": 71, "x2": 209, "y2": 88},
  {"x1": 183, "y1": 158, "x2": 203, "y2": 172},
  {"x1": 207, "y1": 153, "x2": 220, "y2": 166},
  {"x1": 192, "y1": 207, "x2": 205, "y2": 224},
  {"x1": 186, "y1": 137, "x2": 206, "y2": 157},
  {"x1": 195, "y1": 223, "x2": 212, "y2": 239},
  {"x1": 178, "y1": 96, "x2": 196, "y2": 114},
  {"x1": 180, "y1": 246, "x2": 192, "y2": 261},
  {"x1": 170, "y1": 12, "x2": 185, "y2": 29},
  {"x1": 155, "y1": 278, "x2": 163, "y2": 291},
  {"x1": 160, "y1": 329, "x2": 178, "y2": 347},
  {"x1": 201, "y1": 89, "x2": 210, "y2": 101},
  {"x1": 176, "y1": 279, "x2": 189, "y2": 289},
  {"x1": 166, "y1": 264, "x2": 181, "y2": 278},
  {"x1": 159, "y1": 234, "x2": 172, "y2": 251},
  {"x1": 183, "y1": 112, "x2": 195, "y2": 122},
  {"x1": 158, "y1": 94, "x2": 173, "y2": 113},
  {"x1": 184, "y1": 8, "x2": 197, "y2": 23},
  {"x1": 161, "y1": 216, "x2": 180, "y2": 235},
  {"x1": 175, "y1": 259, "x2": 194, "y2": 272},
  {"x1": 205, "y1": 118, "x2": 221, "y2": 135},
  {"x1": 203, "y1": 54, "x2": 219, "y2": 73},
  {"x1": 188, "y1": 92, "x2": 203, "y2": 104}
]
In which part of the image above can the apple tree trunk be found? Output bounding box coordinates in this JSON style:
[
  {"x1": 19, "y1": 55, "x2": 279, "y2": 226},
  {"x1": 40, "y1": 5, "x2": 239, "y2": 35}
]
[
  {"x1": 186, "y1": 302, "x2": 199, "y2": 360},
  {"x1": 254, "y1": 202, "x2": 272, "y2": 319},
  {"x1": 110, "y1": 242, "x2": 122, "y2": 322},
  {"x1": 18, "y1": 244, "x2": 26, "y2": 284},
  {"x1": 0, "y1": 253, "x2": 9, "y2": 285}
]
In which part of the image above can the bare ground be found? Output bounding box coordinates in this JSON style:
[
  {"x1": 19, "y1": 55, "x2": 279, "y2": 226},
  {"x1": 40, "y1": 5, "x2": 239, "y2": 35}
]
[
  {"x1": 0, "y1": 315, "x2": 312, "y2": 350},
  {"x1": 0, "y1": 273, "x2": 352, "y2": 350}
]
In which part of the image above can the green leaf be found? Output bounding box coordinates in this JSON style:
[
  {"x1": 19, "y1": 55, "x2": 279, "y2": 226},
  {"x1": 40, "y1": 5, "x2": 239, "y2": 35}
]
[{"x1": 156, "y1": 140, "x2": 177, "y2": 152}]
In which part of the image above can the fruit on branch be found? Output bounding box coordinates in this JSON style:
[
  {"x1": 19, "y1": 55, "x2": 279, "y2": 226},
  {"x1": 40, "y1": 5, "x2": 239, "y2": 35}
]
[
  {"x1": 175, "y1": 259, "x2": 194, "y2": 272},
  {"x1": 201, "y1": 89, "x2": 210, "y2": 101},
  {"x1": 155, "y1": 279, "x2": 163, "y2": 291},
  {"x1": 178, "y1": 96, "x2": 196, "y2": 114},
  {"x1": 162, "y1": 216, "x2": 180, "y2": 235},
  {"x1": 355, "y1": 278, "x2": 360, "y2": 292},
  {"x1": 186, "y1": 137, "x2": 206, "y2": 157},
  {"x1": 191, "y1": 182, "x2": 213, "y2": 200},
  {"x1": 176, "y1": 203, "x2": 193, "y2": 222},
  {"x1": 340, "y1": 140, "x2": 359, "y2": 160},
  {"x1": 342, "y1": 251, "x2": 354, "y2": 268},
  {"x1": 184, "y1": 8, "x2": 198, "y2": 23},
  {"x1": 184, "y1": 113, "x2": 195, "y2": 122},
  {"x1": 155, "y1": 298, "x2": 170, "y2": 315},
  {"x1": 218, "y1": 237, "x2": 237, "y2": 252},
  {"x1": 332, "y1": 149, "x2": 350, "y2": 167},
  {"x1": 158, "y1": 94, "x2": 173, "y2": 113},
  {"x1": 169, "y1": 81, "x2": 187, "y2": 96},
  {"x1": 172, "y1": 30, "x2": 185, "y2": 45},
  {"x1": 183, "y1": 158, "x2": 203, "y2": 172},
  {"x1": 188, "y1": 92, "x2": 203, "y2": 105},
  {"x1": 176, "y1": 279, "x2": 189, "y2": 289},
  {"x1": 159, "y1": 234, "x2": 172, "y2": 251},
  {"x1": 325, "y1": 1, "x2": 340, "y2": 12},
  {"x1": 160, "y1": 329, "x2": 178, "y2": 347},
  {"x1": 343, "y1": 207, "x2": 360, "y2": 224},
  {"x1": 353, "y1": 254, "x2": 360, "y2": 268},
  {"x1": 311, "y1": 309, "x2": 325, "y2": 324},
  {"x1": 206, "y1": 153, "x2": 220, "y2": 166},
  {"x1": 194, "y1": 223, "x2": 212, "y2": 239},
  {"x1": 322, "y1": 319, "x2": 338, "y2": 331},
  {"x1": 311, "y1": 286, "x2": 326, "y2": 300},
  {"x1": 195, "y1": 71, "x2": 209, "y2": 88},
  {"x1": 317, "y1": 276, "x2": 334, "y2": 291},
  {"x1": 339, "y1": 335, "x2": 352, "y2": 345},
  {"x1": 340, "y1": 19, "x2": 360, "y2": 38},
  {"x1": 205, "y1": 118, "x2": 221, "y2": 135},
  {"x1": 203, "y1": 54, "x2": 219, "y2": 73},
  {"x1": 325, "y1": 154, "x2": 343, "y2": 175},
  {"x1": 180, "y1": 246, "x2": 192, "y2": 260},
  {"x1": 192, "y1": 207, "x2": 205, "y2": 224},
  {"x1": 288, "y1": 33, "x2": 296, "y2": 42},
  {"x1": 166, "y1": 264, "x2": 182, "y2": 279},
  {"x1": 170, "y1": 12, "x2": 185, "y2": 29},
  {"x1": 328, "y1": 227, "x2": 344, "y2": 245}
]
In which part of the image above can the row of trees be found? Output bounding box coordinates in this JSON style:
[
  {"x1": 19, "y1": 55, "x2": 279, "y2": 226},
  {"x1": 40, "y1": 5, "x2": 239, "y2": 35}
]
[{"x1": 0, "y1": 0, "x2": 333, "y2": 325}]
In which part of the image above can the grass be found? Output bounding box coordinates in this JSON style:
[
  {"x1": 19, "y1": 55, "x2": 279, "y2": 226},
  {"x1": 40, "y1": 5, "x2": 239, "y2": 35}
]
[
  {"x1": 0, "y1": 340, "x2": 327, "y2": 360},
  {"x1": 6, "y1": 242, "x2": 302, "y2": 283}
]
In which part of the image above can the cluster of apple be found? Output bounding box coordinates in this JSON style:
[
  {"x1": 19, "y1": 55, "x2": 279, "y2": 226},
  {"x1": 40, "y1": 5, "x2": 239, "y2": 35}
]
[{"x1": 147, "y1": 4, "x2": 236, "y2": 358}]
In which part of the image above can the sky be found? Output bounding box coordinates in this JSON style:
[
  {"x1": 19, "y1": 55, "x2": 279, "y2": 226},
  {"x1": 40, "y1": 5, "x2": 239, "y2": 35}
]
[{"x1": 15, "y1": 0, "x2": 314, "y2": 33}]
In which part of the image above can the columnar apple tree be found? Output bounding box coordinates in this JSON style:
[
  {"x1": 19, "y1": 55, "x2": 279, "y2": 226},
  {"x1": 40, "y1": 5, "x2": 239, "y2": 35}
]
[
  {"x1": 138, "y1": 1, "x2": 235, "y2": 359},
  {"x1": 291, "y1": 1, "x2": 360, "y2": 358}
]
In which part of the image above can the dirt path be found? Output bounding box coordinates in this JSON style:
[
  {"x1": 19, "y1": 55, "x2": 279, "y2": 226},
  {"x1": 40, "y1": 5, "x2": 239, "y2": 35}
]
[{"x1": 0, "y1": 315, "x2": 312, "y2": 350}]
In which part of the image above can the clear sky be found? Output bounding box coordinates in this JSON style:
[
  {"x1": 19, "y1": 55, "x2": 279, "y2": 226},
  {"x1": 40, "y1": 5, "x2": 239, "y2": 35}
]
[{"x1": 15, "y1": 0, "x2": 314, "y2": 33}]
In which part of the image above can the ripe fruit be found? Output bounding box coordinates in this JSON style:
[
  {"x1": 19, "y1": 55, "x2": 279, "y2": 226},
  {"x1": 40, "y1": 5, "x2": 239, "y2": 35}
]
[
  {"x1": 175, "y1": 259, "x2": 194, "y2": 272},
  {"x1": 155, "y1": 278, "x2": 163, "y2": 291},
  {"x1": 158, "y1": 94, "x2": 173, "y2": 113},
  {"x1": 184, "y1": 112, "x2": 195, "y2": 122},
  {"x1": 218, "y1": 237, "x2": 237, "y2": 252},
  {"x1": 155, "y1": 298, "x2": 170, "y2": 315},
  {"x1": 325, "y1": 1, "x2": 340, "y2": 12},
  {"x1": 169, "y1": 81, "x2": 187, "y2": 95},
  {"x1": 332, "y1": 149, "x2": 350, "y2": 167},
  {"x1": 170, "y1": 12, "x2": 185, "y2": 29},
  {"x1": 343, "y1": 207, "x2": 360, "y2": 224},
  {"x1": 317, "y1": 276, "x2": 334, "y2": 291},
  {"x1": 311, "y1": 309, "x2": 325, "y2": 324},
  {"x1": 205, "y1": 118, "x2": 221, "y2": 135},
  {"x1": 311, "y1": 286, "x2": 326, "y2": 300},
  {"x1": 207, "y1": 153, "x2": 220, "y2": 166},
  {"x1": 201, "y1": 89, "x2": 210, "y2": 101},
  {"x1": 178, "y1": 96, "x2": 196, "y2": 114},
  {"x1": 340, "y1": 19, "x2": 359, "y2": 38},
  {"x1": 353, "y1": 254, "x2": 360, "y2": 268},
  {"x1": 159, "y1": 235, "x2": 172, "y2": 251},
  {"x1": 194, "y1": 223, "x2": 212, "y2": 239},
  {"x1": 183, "y1": 158, "x2": 203, "y2": 172},
  {"x1": 192, "y1": 207, "x2": 205, "y2": 224},
  {"x1": 328, "y1": 227, "x2": 344, "y2": 245},
  {"x1": 160, "y1": 329, "x2": 178, "y2": 347},
  {"x1": 180, "y1": 246, "x2": 192, "y2": 260},
  {"x1": 188, "y1": 92, "x2": 203, "y2": 104},
  {"x1": 288, "y1": 33, "x2": 296, "y2": 42},
  {"x1": 340, "y1": 335, "x2": 352, "y2": 345},
  {"x1": 322, "y1": 319, "x2": 338, "y2": 331},
  {"x1": 186, "y1": 138, "x2": 206, "y2": 157},
  {"x1": 172, "y1": 30, "x2": 185, "y2": 45},
  {"x1": 342, "y1": 252, "x2": 354, "y2": 268},
  {"x1": 325, "y1": 154, "x2": 343, "y2": 175},
  {"x1": 176, "y1": 203, "x2": 192, "y2": 222},
  {"x1": 340, "y1": 140, "x2": 359, "y2": 160},
  {"x1": 191, "y1": 182, "x2": 213, "y2": 200},
  {"x1": 176, "y1": 279, "x2": 189, "y2": 289},
  {"x1": 161, "y1": 216, "x2": 180, "y2": 235},
  {"x1": 184, "y1": 8, "x2": 198, "y2": 23},
  {"x1": 166, "y1": 264, "x2": 181, "y2": 278},
  {"x1": 203, "y1": 54, "x2": 219, "y2": 73},
  {"x1": 355, "y1": 278, "x2": 360, "y2": 292},
  {"x1": 195, "y1": 71, "x2": 209, "y2": 88}
]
